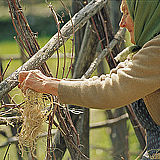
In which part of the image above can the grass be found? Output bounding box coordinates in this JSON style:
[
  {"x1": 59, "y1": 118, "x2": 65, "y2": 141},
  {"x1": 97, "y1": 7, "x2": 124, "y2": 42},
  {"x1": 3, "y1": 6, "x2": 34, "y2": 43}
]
[
  {"x1": 0, "y1": 0, "x2": 72, "y2": 19},
  {"x1": 0, "y1": 36, "x2": 73, "y2": 55},
  {"x1": 0, "y1": 40, "x2": 19, "y2": 55},
  {"x1": 90, "y1": 110, "x2": 113, "y2": 160},
  {"x1": 0, "y1": 37, "x2": 141, "y2": 160}
]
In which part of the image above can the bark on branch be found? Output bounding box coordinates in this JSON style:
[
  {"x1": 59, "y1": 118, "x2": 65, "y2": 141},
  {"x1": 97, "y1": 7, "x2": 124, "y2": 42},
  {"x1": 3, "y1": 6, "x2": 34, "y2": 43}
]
[
  {"x1": 0, "y1": 130, "x2": 57, "y2": 148},
  {"x1": 0, "y1": 0, "x2": 108, "y2": 100},
  {"x1": 82, "y1": 27, "x2": 126, "y2": 79},
  {"x1": 90, "y1": 113, "x2": 128, "y2": 129}
]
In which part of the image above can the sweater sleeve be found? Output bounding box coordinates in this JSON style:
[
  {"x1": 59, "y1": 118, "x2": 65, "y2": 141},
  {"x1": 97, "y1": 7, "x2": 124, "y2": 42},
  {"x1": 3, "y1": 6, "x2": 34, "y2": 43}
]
[{"x1": 58, "y1": 38, "x2": 160, "y2": 109}]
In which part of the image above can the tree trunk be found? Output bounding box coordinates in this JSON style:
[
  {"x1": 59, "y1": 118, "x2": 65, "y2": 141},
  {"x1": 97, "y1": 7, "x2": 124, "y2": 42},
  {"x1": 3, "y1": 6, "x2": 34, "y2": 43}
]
[
  {"x1": 71, "y1": 20, "x2": 100, "y2": 158},
  {"x1": 109, "y1": 0, "x2": 122, "y2": 34}
]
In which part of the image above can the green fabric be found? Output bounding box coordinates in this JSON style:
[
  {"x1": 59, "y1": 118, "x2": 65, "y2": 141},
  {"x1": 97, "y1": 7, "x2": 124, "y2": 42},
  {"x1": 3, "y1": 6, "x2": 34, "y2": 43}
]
[{"x1": 126, "y1": 0, "x2": 160, "y2": 47}]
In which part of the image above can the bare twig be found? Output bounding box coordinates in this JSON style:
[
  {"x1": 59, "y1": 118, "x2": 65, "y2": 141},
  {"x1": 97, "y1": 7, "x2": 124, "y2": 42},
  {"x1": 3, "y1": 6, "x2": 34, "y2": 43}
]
[
  {"x1": 0, "y1": 130, "x2": 57, "y2": 148},
  {"x1": 7, "y1": 0, "x2": 31, "y2": 55},
  {"x1": 8, "y1": 0, "x2": 52, "y2": 77},
  {"x1": 90, "y1": 113, "x2": 128, "y2": 129},
  {"x1": 0, "y1": 0, "x2": 108, "y2": 99},
  {"x1": 0, "y1": 104, "x2": 16, "y2": 109},
  {"x1": 0, "y1": 116, "x2": 22, "y2": 126},
  {"x1": 1, "y1": 59, "x2": 12, "y2": 81},
  {"x1": 0, "y1": 102, "x2": 25, "y2": 110},
  {"x1": 61, "y1": 0, "x2": 75, "y2": 79},
  {"x1": 48, "y1": 4, "x2": 62, "y2": 78},
  {"x1": 3, "y1": 143, "x2": 11, "y2": 160},
  {"x1": 82, "y1": 27, "x2": 126, "y2": 79},
  {"x1": 99, "y1": 11, "x2": 109, "y2": 45},
  {"x1": 99, "y1": 11, "x2": 117, "y2": 66}
]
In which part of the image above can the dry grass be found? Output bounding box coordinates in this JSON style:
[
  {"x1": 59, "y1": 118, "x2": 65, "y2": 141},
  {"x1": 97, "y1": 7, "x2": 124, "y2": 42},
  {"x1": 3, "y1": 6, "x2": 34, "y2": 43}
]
[{"x1": 18, "y1": 89, "x2": 50, "y2": 157}]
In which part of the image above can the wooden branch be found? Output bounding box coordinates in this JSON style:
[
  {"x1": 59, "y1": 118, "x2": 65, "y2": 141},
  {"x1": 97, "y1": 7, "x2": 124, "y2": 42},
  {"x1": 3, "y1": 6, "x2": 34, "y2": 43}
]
[
  {"x1": 0, "y1": 130, "x2": 57, "y2": 148},
  {"x1": 0, "y1": 0, "x2": 108, "y2": 100},
  {"x1": 73, "y1": 21, "x2": 99, "y2": 78},
  {"x1": 82, "y1": 27, "x2": 126, "y2": 79},
  {"x1": 0, "y1": 116, "x2": 22, "y2": 126},
  {"x1": 90, "y1": 113, "x2": 128, "y2": 129},
  {"x1": 0, "y1": 113, "x2": 128, "y2": 148},
  {"x1": 126, "y1": 104, "x2": 146, "y2": 149}
]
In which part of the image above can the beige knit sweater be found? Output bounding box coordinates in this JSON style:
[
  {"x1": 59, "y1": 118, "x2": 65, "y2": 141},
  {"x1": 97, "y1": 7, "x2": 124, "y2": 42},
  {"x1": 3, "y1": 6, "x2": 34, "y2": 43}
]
[{"x1": 58, "y1": 35, "x2": 160, "y2": 126}]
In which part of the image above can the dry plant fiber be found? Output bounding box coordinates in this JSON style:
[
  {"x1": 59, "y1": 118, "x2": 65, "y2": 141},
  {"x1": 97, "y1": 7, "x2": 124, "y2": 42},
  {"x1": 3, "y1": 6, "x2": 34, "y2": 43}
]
[{"x1": 18, "y1": 89, "x2": 48, "y2": 157}]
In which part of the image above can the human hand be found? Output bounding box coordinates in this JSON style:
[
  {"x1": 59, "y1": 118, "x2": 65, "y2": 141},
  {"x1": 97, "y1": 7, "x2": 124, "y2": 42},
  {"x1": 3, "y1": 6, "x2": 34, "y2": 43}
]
[{"x1": 18, "y1": 70, "x2": 60, "y2": 96}]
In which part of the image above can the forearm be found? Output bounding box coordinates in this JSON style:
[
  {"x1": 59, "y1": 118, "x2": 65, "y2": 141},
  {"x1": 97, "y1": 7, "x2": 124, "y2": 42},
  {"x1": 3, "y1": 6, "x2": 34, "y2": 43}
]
[
  {"x1": 58, "y1": 40, "x2": 160, "y2": 109},
  {"x1": 44, "y1": 78, "x2": 60, "y2": 96}
]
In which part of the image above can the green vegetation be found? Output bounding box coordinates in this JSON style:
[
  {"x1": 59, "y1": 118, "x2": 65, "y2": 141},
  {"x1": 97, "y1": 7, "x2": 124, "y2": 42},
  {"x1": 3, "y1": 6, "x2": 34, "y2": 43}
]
[{"x1": 0, "y1": 40, "x2": 19, "y2": 55}]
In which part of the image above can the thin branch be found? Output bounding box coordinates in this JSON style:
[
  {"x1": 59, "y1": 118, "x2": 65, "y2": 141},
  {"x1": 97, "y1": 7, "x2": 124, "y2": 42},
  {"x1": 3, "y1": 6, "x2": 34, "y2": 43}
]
[
  {"x1": 48, "y1": 4, "x2": 62, "y2": 78},
  {"x1": 7, "y1": 0, "x2": 31, "y2": 55},
  {"x1": 0, "y1": 59, "x2": 12, "y2": 82},
  {"x1": 0, "y1": 116, "x2": 22, "y2": 125},
  {"x1": 82, "y1": 27, "x2": 126, "y2": 79},
  {"x1": 62, "y1": 0, "x2": 75, "y2": 79},
  {"x1": 0, "y1": 0, "x2": 108, "y2": 100},
  {"x1": 0, "y1": 102, "x2": 25, "y2": 110},
  {"x1": 0, "y1": 130, "x2": 57, "y2": 148},
  {"x1": 8, "y1": 0, "x2": 52, "y2": 78},
  {"x1": 3, "y1": 143, "x2": 11, "y2": 160},
  {"x1": 90, "y1": 113, "x2": 128, "y2": 129}
]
